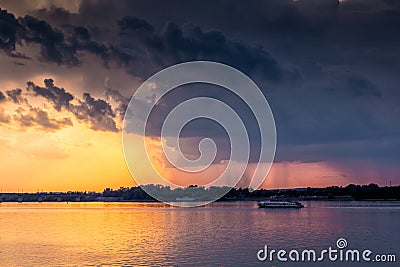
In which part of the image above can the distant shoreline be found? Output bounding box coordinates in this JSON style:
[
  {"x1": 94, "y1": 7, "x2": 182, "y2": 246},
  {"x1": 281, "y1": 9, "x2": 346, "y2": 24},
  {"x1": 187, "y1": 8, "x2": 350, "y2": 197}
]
[
  {"x1": 1, "y1": 199, "x2": 400, "y2": 204},
  {"x1": 1, "y1": 183, "x2": 399, "y2": 203}
]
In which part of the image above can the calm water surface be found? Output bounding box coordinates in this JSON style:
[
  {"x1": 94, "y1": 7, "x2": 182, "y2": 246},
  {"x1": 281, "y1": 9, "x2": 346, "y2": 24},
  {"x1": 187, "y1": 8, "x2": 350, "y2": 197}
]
[{"x1": 0, "y1": 201, "x2": 399, "y2": 266}]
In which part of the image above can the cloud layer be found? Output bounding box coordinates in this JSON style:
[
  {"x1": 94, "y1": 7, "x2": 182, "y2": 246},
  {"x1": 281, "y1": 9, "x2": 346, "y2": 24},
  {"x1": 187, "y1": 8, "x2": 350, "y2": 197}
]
[
  {"x1": 0, "y1": 0, "x2": 399, "y2": 177},
  {"x1": 0, "y1": 79, "x2": 123, "y2": 132}
]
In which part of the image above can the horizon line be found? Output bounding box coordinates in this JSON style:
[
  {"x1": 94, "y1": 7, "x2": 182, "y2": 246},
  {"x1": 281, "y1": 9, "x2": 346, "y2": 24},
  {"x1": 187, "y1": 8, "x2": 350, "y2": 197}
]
[{"x1": 1, "y1": 182, "x2": 398, "y2": 194}]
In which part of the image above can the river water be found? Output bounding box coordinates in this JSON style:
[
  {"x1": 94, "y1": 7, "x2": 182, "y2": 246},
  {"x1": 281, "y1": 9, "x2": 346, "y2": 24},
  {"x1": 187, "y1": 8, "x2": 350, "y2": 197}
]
[{"x1": 0, "y1": 201, "x2": 398, "y2": 266}]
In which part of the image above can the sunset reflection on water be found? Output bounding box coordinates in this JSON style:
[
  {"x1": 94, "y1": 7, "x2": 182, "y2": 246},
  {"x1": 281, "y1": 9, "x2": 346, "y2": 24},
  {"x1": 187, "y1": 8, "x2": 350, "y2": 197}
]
[{"x1": 0, "y1": 202, "x2": 398, "y2": 266}]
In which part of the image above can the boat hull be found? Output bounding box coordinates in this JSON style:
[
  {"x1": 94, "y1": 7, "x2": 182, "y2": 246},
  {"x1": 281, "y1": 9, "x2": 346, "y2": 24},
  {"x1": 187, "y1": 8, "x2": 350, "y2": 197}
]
[{"x1": 257, "y1": 201, "x2": 304, "y2": 209}]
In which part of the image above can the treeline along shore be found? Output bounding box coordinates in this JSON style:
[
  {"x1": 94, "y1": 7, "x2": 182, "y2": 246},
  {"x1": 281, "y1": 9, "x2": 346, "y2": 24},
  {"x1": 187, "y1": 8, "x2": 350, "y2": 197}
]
[{"x1": 0, "y1": 183, "x2": 399, "y2": 202}]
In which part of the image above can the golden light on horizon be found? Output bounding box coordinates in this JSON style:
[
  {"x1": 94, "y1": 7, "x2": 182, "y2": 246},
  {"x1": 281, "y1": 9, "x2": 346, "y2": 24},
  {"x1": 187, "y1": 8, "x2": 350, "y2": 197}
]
[
  {"x1": 0, "y1": 123, "x2": 133, "y2": 192},
  {"x1": 0, "y1": 114, "x2": 363, "y2": 193}
]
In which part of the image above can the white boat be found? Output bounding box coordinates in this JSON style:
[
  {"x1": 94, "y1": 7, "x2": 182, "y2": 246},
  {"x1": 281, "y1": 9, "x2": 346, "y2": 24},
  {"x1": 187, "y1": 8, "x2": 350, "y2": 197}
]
[{"x1": 258, "y1": 201, "x2": 304, "y2": 208}]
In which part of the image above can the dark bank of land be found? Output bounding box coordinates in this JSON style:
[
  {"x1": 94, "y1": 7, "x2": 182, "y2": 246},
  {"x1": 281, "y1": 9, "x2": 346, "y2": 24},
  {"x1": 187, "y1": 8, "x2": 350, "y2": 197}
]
[{"x1": 0, "y1": 183, "x2": 399, "y2": 202}]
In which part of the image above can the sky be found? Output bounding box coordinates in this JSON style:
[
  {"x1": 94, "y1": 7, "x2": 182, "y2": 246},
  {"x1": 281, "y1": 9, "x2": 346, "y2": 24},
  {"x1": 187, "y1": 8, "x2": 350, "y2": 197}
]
[{"x1": 0, "y1": 0, "x2": 399, "y2": 192}]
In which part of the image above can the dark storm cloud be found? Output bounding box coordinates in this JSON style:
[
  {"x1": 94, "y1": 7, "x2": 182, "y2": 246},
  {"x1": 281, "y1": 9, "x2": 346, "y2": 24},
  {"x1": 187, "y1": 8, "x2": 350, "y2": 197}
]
[
  {"x1": 18, "y1": 15, "x2": 122, "y2": 66},
  {"x1": 73, "y1": 26, "x2": 91, "y2": 40},
  {"x1": 6, "y1": 88, "x2": 24, "y2": 103},
  {"x1": 0, "y1": 8, "x2": 130, "y2": 67},
  {"x1": 0, "y1": 8, "x2": 24, "y2": 58},
  {"x1": 70, "y1": 92, "x2": 118, "y2": 132},
  {"x1": 18, "y1": 15, "x2": 79, "y2": 65},
  {"x1": 4, "y1": 0, "x2": 400, "y2": 71},
  {"x1": 1, "y1": 7, "x2": 299, "y2": 82},
  {"x1": 32, "y1": 6, "x2": 78, "y2": 26},
  {"x1": 0, "y1": 9, "x2": 17, "y2": 48},
  {"x1": 115, "y1": 17, "x2": 299, "y2": 81},
  {"x1": 14, "y1": 107, "x2": 73, "y2": 131},
  {"x1": 18, "y1": 0, "x2": 399, "y2": 86},
  {"x1": 27, "y1": 79, "x2": 74, "y2": 111},
  {"x1": 0, "y1": 91, "x2": 6, "y2": 102},
  {"x1": 1, "y1": 79, "x2": 120, "y2": 132},
  {"x1": 0, "y1": 8, "x2": 72, "y2": 64},
  {"x1": 118, "y1": 17, "x2": 154, "y2": 34},
  {"x1": 68, "y1": 0, "x2": 398, "y2": 44},
  {"x1": 25, "y1": 79, "x2": 120, "y2": 132}
]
